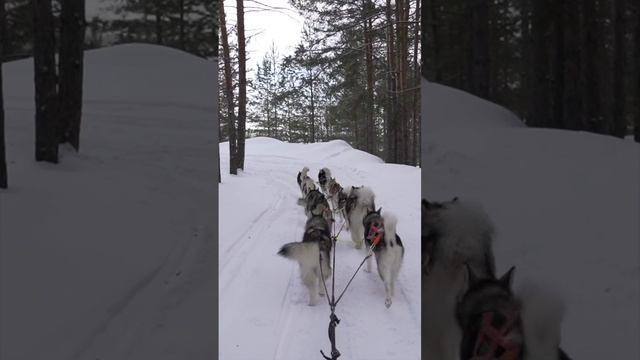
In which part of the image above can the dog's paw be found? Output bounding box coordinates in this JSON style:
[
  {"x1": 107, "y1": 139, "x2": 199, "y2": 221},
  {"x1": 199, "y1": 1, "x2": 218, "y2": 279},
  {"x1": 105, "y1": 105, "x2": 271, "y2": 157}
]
[{"x1": 385, "y1": 298, "x2": 392, "y2": 308}]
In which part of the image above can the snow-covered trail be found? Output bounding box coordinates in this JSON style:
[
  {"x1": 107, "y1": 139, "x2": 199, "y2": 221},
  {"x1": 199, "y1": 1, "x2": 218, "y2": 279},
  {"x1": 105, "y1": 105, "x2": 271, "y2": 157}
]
[{"x1": 219, "y1": 138, "x2": 420, "y2": 360}]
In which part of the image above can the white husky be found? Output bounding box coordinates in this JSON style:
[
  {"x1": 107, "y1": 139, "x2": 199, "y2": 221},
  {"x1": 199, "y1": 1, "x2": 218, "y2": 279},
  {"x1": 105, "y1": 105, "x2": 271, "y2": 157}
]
[
  {"x1": 340, "y1": 186, "x2": 376, "y2": 249},
  {"x1": 363, "y1": 208, "x2": 404, "y2": 308}
]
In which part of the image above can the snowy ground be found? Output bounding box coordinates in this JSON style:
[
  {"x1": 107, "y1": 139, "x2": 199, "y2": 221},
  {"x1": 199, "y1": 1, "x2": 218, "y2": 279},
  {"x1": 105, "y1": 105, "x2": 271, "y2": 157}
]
[
  {"x1": 1, "y1": 44, "x2": 218, "y2": 359},
  {"x1": 422, "y1": 78, "x2": 640, "y2": 359},
  {"x1": 219, "y1": 138, "x2": 421, "y2": 360}
]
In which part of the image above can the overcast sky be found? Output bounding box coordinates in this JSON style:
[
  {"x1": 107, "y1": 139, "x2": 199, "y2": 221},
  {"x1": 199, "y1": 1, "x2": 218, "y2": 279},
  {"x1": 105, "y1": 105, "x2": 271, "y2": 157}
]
[{"x1": 86, "y1": 0, "x2": 304, "y2": 71}]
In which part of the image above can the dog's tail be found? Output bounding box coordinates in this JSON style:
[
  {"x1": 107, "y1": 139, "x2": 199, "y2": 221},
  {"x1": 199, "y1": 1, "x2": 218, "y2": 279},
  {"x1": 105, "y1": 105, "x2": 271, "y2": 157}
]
[
  {"x1": 278, "y1": 242, "x2": 319, "y2": 263},
  {"x1": 383, "y1": 212, "x2": 399, "y2": 245},
  {"x1": 518, "y1": 280, "x2": 569, "y2": 360}
]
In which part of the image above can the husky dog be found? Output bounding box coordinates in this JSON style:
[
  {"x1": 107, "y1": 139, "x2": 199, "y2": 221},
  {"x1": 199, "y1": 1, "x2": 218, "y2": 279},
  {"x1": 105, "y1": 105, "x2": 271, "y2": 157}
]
[
  {"x1": 305, "y1": 189, "x2": 334, "y2": 224},
  {"x1": 318, "y1": 167, "x2": 332, "y2": 194},
  {"x1": 297, "y1": 166, "x2": 310, "y2": 188},
  {"x1": 297, "y1": 166, "x2": 311, "y2": 197},
  {"x1": 456, "y1": 265, "x2": 572, "y2": 360},
  {"x1": 421, "y1": 197, "x2": 497, "y2": 360},
  {"x1": 326, "y1": 177, "x2": 344, "y2": 218},
  {"x1": 340, "y1": 186, "x2": 376, "y2": 249},
  {"x1": 363, "y1": 208, "x2": 404, "y2": 308},
  {"x1": 278, "y1": 215, "x2": 332, "y2": 306},
  {"x1": 301, "y1": 177, "x2": 317, "y2": 198}
]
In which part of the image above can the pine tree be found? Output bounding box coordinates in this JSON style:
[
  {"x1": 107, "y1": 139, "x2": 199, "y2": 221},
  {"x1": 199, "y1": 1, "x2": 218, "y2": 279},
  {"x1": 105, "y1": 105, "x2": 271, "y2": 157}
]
[{"x1": 0, "y1": 0, "x2": 7, "y2": 188}]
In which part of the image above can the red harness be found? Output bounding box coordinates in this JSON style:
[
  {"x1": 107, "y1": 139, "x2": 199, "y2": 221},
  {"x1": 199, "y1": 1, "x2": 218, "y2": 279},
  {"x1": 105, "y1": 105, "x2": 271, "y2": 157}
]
[
  {"x1": 367, "y1": 222, "x2": 384, "y2": 248},
  {"x1": 471, "y1": 311, "x2": 522, "y2": 360}
]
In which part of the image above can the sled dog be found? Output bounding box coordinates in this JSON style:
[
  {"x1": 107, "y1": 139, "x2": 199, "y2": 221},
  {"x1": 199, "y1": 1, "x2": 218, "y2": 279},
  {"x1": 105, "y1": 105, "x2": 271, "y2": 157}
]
[
  {"x1": 340, "y1": 186, "x2": 376, "y2": 249},
  {"x1": 278, "y1": 215, "x2": 332, "y2": 306},
  {"x1": 318, "y1": 167, "x2": 332, "y2": 194},
  {"x1": 456, "y1": 265, "x2": 572, "y2": 360},
  {"x1": 363, "y1": 208, "x2": 404, "y2": 308},
  {"x1": 421, "y1": 197, "x2": 496, "y2": 360},
  {"x1": 305, "y1": 188, "x2": 334, "y2": 224}
]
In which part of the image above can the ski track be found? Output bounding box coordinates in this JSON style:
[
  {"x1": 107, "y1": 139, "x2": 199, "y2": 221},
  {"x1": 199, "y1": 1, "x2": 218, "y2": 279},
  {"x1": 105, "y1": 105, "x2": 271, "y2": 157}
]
[{"x1": 220, "y1": 145, "x2": 420, "y2": 360}]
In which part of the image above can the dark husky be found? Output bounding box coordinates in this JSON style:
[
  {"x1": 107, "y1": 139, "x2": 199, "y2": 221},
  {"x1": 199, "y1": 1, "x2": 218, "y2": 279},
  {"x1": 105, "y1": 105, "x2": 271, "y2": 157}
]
[
  {"x1": 421, "y1": 196, "x2": 497, "y2": 360},
  {"x1": 457, "y1": 265, "x2": 572, "y2": 360},
  {"x1": 305, "y1": 189, "x2": 333, "y2": 224},
  {"x1": 363, "y1": 208, "x2": 404, "y2": 308},
  {"x1": 278, "y1": 215, "x2": 333, "y2": 306},
  {"x1": 318, "y1": 167, "x2": 332, "y2": 194}
]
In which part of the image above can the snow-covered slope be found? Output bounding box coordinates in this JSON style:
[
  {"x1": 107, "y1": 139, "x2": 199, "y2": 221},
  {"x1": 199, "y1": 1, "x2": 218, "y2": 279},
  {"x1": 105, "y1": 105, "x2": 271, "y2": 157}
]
[
  {"x1": 219, "y1": 138, "x2": 420, "y2": 360},
  {"x1": 423, "y1": 79, "x2": 524, "y2": 132},
  {"x1": 422, "y1": 77, "x2": 640, "y2": 359},
  {"x1": 1, "y1": 44, "x2": 218, "y2": 359}
]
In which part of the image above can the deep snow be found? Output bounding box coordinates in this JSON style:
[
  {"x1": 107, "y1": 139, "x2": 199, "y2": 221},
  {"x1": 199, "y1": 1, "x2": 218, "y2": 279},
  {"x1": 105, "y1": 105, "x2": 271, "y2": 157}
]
[
  {"x1": 422, "y1": 78, "x2": 640, "y2": 359},
  {"x1": 1, "y1": 44, "x2": 218, "y2": 359},
  {"x1": 219, "y1": 138, "x2": 421, "y2": 360}
]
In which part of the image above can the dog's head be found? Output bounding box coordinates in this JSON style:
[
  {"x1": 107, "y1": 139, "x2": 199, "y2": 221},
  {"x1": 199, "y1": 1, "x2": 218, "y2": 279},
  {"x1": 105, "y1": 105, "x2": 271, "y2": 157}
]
[{"x1": 456, "y1": 265, "x2": 521, "y2": 359}]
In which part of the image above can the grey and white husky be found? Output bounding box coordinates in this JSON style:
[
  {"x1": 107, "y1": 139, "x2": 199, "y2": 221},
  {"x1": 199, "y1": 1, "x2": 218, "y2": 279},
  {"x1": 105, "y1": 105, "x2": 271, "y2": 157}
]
[
  {"x1": 326, "y1": 177, "x2": 345, "y2": 219},
  {"x1": 297, "y1": 166, "x2": 311, "y2": 197},
  {"x1": 363, "y1": 208, "x2": 404, "y2": 308},
  {"x1": 305, "y1": 188, "x2": 334, "y2": 225},
  {"x1": 301, "y1": 177, "x2": 317, "y2": 198},
  {"x1": 339, "y1": 186, "x2": 376, "y2": 249},
  {"x1": 421, "y1": 197, "x2": 497, "y2": 360},
  {"x1": 278, "y1": 215, "x2": 333, "y2": 306},
  {"x1": 456, "y1": 265, "x2": 572, "y2": 360},
  {"x1": 318, "y1": 167, "x2": 332, "y2": 194}
]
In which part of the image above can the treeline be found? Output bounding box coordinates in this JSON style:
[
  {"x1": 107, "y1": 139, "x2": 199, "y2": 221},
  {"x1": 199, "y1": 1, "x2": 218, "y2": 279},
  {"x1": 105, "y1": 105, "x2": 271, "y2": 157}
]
[
  {"x1": 0, "y1": 0, "x2": 86, "y2": 189},
  {"x1": 2, "y1": 0, "x2": 218, "y2": 60},
  {"x1": 219, "y1": 0, "x2": 421, "y2": 167},
  {"x1": 423, "y1": 0, "x2": 640, "y2": 142}
]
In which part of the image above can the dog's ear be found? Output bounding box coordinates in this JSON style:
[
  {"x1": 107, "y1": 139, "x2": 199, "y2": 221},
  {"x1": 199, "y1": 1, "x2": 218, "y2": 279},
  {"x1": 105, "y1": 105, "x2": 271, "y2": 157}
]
[
  {"x1": 464, "y1": 263, "x2": 481, "y2": 289},
  {"x1": 498, "y1": 266, "x2": 516, "y2": 290},
  {"x1": 376, "y1": 207, "x2": 382, "y2": 214},
  {"x1": 451, "y1": 196, "x2": 459, "y2": 203}
]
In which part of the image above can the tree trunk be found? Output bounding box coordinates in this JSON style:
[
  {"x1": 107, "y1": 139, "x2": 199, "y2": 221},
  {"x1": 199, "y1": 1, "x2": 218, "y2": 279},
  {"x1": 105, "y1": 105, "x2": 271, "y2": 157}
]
[
  {"x1": 552, "y1": 1, "x2": 565, "y2": 128},
  {"x1": 0, "y1": 0, "x2": 7, "y2": 188},
  {"x1": 635, "y1": 2, "x2": 640, "y2": 142},
  {"x1": 179, "y1": 0, "x2": 185, "y2": 50},
  {"x1": 520, "y1": 0, "x2": 531, "y2": 123},
  {"x1": 33, "y1": 0, "x2": 59, "y2": 163},
  {"x1": 58, "y1": 0, "x2": 85, "y2": 150},
  {"x1": 309, "y1": 69, "x2": 315, "y2": 143},
  {"x1": 236, "y1": 0, "x2": 246, "y2": 169},
  {"x1": 612, "y1": 0, "x2": 626, "y2": 138},
  {"x1": 219, "y1": 0, "x2": 237, "y2": 175},
  {"x1": 560, "y1": 0, "x2": 581, "y2": 130},
  {"x1": 155, "y1": 6, "x2": 163, "y2": 45},
  {"x1": 385, "y1": 0, "x2": 397, "y2": 162},
  {"x1": 364, "y1": 6, "x2": 375, "y2": 154},
  {"x1": 531, "y1": 0, "x2": 552, "y2": 128},
  {"x1": 395, "y1": 0, "x2": 409, "y2": 164},
  {"x1": 427, "y1": 0, "x2": 441, "y2": 82},
  {"x1": 583, "y1": 0, "x2": 599, "y2": 132},
  {"x1": 411, "y1": 0, "x2": 420, "y2": 165},
  {"x1": 469, "y1": 0, "x2": 490, "y2": 98}
]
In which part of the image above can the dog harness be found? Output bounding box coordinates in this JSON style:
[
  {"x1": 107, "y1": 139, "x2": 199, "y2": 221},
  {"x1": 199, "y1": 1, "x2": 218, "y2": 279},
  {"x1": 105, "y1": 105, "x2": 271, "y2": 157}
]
[
  {"x1": 366, "y1": 221, "x2": 384, "y2": 248},
  {"x1": 471, "y1": 311, "x2": 521, "y2": 360}
]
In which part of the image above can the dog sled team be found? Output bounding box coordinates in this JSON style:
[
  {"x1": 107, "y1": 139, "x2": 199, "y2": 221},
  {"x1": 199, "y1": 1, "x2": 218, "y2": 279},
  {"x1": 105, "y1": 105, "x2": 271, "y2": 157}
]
[
  {"x1": 280, "y1": 166, "x2": 404, "y2": 308},
  {"x1": 422, "y1": 197, "x2": 572, "y2": 360}
]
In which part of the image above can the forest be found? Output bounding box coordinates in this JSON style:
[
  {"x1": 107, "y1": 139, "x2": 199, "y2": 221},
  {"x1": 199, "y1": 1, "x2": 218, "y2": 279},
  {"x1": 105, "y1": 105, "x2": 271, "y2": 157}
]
[
  {"x1": 0, "y1": 0, "x2": 220, "y2": 188},
  {"x1": 219, "y1": 0, "x2": 421, "y2": 172},
  {"x1": 422, "y1": 0, "x2": 640, "y2": 142}
]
